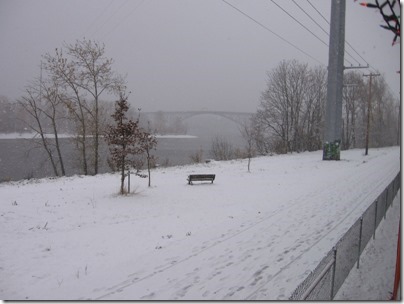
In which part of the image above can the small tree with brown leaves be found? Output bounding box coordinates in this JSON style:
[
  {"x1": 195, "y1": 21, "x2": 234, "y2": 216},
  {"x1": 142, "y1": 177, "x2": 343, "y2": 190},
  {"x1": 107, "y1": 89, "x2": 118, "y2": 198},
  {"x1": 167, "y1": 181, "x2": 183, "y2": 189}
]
[{"x1": 105, "y1": 96, "x2": 146, "y2": 194}]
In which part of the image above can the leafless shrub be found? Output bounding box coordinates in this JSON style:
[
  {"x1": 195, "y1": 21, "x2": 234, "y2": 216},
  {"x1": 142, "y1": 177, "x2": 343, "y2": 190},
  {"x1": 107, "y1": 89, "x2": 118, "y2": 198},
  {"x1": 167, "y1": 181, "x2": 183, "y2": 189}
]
[{"x1": 210, "y1": 136, "x2": 234, "y2": 161}]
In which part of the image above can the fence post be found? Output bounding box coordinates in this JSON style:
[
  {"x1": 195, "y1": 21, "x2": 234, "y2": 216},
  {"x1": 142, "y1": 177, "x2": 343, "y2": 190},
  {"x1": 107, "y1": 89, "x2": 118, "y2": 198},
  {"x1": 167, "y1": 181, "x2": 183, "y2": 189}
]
[
  {"x1": 373, "y1": 201, "x2": 378, "y2": 240},
  {"x1": 330, "y1": 247, "x2": 337, "y2": 300},
  {"x1": 357, "y1": 217, "x2": 363, "y2": 269}
]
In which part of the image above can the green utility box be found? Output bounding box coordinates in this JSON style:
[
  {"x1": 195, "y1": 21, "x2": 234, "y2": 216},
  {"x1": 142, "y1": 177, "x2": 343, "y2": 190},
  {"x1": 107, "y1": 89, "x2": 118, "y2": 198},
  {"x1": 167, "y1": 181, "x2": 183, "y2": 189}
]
[{"x1": 323, "y1": 140, "x2": 341, "y2": 160}]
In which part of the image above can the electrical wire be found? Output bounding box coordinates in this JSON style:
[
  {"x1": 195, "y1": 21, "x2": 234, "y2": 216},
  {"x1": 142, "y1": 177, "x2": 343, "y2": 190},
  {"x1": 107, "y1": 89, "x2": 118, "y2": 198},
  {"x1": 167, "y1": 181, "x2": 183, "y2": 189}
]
[
  {"x1": 270, "y1": 0, "x2": 355, "y2": 66},
  {"x1": 278, "y1": 1, "x2": 398, "y2": 98},
  {"x1": 221, "y1": 0, "x2": 325, "y2": 65},
  {"x1": 85, "y1": 0, "x2": 115, "y2": 36},
  {"x1": 306, "y1": 0, "x2": 330, "y2": 24},
  {"x1": 90, "y1": 0, "x2": 130, "y2": 38},
  {"x1": 101, "y1": 0, "x2": 147, "y2": 39},
  {"x1": 291, "y1": 0, "x2": 363, "y2": 66},
  {"x1": 292, "y1": 0, "x2": 329, "y2": 36},
  {"x1": 270, "y1": 0, "x2": 328, "y2": 47},
  {"x1": 306, "y1": 0, "x2": 371, "y2": 67}
]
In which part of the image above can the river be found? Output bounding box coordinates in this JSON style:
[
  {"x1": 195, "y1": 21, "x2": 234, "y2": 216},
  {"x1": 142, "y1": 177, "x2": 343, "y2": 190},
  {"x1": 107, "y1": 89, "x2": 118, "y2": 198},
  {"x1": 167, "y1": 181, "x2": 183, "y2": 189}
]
[{"x1": 0, "y1": 114, "x2": 245, "y2": 182}]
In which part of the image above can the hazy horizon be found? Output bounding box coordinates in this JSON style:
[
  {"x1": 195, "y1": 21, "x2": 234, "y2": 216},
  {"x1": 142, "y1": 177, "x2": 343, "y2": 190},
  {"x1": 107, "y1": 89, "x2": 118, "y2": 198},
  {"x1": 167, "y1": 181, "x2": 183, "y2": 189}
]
[{"x1": 0, "y1": 0, "x2": 400, "y2": 113}]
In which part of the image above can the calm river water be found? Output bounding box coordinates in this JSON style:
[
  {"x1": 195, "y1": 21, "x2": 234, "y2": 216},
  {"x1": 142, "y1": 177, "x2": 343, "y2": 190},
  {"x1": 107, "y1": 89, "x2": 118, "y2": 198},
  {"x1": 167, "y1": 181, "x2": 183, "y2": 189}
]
[{"x1": 0, "y1": 115, "x2": 245, "y2": 182}]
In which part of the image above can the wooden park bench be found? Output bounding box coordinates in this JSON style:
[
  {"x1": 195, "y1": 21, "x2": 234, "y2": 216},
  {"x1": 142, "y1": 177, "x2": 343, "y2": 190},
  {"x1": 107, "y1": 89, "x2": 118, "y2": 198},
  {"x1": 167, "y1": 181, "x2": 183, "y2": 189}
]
[{"x1": 187, "y1": 174, "x2": 215, "y2": 185}]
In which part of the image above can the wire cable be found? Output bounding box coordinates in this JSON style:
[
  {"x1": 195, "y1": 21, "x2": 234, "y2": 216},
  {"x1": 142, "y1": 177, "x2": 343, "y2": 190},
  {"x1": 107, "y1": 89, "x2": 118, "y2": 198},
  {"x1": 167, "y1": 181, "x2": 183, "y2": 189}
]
[
  {"x1": 306, "y1": 0, "x2": 330, "y2": 24},
  {"x1": 270, "y1": 0, "x2": 355, "y2": 66},
  {"x1": 292, "y1": 0, "x2": 329, "y2": 36},
  {"x1": 270, "y1": 0, "x2": 329, "y2": 47},
  {"x1": 306, "y1": 0, "x2": 370, "y2": 67},
  {"x1": 90, "y1": 0, "x2": 130, "y2": 38},
  {"x1": 221, "y1": 0, "x2": 325, "y2": 65},
  {"x1": 101, "y1": 0, "x2": 147, "y2": 39},
  {"x1": 291, "y1": 0, "x2": 362, "y2": 66},
  {"x1": 85, "y1": 0, "x2": 115, "y2": 36}
]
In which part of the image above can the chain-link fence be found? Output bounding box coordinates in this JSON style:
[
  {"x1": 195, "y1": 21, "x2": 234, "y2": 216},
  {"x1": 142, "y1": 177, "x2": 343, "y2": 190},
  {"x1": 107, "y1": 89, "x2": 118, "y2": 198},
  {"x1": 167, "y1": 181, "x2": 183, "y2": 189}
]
[{"x1": 290, "y1": 172, "x2": 401, "y2": 300}]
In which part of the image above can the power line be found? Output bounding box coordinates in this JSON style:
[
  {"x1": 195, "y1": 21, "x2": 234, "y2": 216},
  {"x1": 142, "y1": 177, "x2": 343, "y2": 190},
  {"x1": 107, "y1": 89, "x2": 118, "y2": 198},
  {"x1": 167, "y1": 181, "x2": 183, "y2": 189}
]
[
  {"x1": 270, "y1": 0, "x2": 329, "y2": 47},
  {"x1": 306, "y1": 0, "x2": 329, "y2": 25},
  {"x1": 102, "y1": 0, "x2": 147, "y2": 39},
  {"x1": 292, "y1": 0, "x2": 363, "y2": 66},
  {"x1": 292, "y1": 0, "x2": 329, "y2": 36},
  {"x1": 306, "y1": 0, "x2": 370, "y2": 67},
  {"x1": 85, "y1": 0, "x2": 115, "y2": 36},
  {"x1": 221, "y1": 0, "x2": 324, "y2": 65},
  {"x1": 90, "y1": 0, "x2": 130, "y2": 38},
  {"x1": 270, "y1": 0, "x2": 356, "y2": 66}
]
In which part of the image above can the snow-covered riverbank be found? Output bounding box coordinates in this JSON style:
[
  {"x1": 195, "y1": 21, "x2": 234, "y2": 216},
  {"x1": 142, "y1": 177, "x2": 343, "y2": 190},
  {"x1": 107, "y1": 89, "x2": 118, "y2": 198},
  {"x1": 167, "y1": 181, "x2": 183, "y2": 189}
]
[{"x1": 0, "y1": 147, "x2": 400, "y2": 300}]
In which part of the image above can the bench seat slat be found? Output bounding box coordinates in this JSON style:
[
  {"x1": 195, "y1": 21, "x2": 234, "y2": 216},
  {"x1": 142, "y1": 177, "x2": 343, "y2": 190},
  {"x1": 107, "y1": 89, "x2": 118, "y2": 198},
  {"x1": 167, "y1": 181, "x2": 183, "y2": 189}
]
[{"x1": 187, "y1": 174, "x2": 215, "y2": 184}]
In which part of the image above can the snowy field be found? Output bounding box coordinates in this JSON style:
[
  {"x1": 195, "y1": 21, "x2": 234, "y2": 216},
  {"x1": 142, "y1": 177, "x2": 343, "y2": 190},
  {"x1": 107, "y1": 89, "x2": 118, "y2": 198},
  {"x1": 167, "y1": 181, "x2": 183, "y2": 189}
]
[{"x1": 0, "y1": 146, "x2": 400, "y2": 300}]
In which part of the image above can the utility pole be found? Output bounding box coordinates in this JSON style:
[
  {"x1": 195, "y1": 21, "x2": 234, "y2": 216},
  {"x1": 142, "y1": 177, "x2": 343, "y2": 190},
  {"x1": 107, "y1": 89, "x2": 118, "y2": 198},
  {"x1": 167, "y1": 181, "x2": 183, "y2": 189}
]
[
  {"x1": 363, "y1": 73, "x2": 380, "y2": 155},
  {"x1": 323, "y1": 0, "x2": 346, "y2": 160},
  {"x1": 398, "y1": 102, "x2": 400, "y2": 145}
]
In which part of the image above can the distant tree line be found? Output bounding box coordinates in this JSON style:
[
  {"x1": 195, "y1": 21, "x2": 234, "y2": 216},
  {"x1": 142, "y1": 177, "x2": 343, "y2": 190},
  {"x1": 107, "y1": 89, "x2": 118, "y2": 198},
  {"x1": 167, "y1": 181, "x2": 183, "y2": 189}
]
[
  {"x1": 0, "y1": 95, "x2": 32, "y2": 133},
  {"x1": 3, "y1": 51, "x2": 399, "y2": 178},
  {"x1": 250, "y1": 59, "x2": 399, "y2": 155},
  {"x1": 202, "y1": 59, "x2": 399, "y2": 171}
]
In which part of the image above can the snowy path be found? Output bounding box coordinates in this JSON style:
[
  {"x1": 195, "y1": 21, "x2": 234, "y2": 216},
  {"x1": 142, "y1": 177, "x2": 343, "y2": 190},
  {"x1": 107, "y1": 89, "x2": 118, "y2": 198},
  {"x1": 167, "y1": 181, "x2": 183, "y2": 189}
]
[{"x1": 0, "y1": 147, "x2": 400, "y2": 300}]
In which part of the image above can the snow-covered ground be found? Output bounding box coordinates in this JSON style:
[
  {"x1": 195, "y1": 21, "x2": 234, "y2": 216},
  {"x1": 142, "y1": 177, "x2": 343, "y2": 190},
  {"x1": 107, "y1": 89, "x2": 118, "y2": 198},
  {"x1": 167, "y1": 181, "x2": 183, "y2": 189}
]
[
  {"x1": 0, "y1": 147, "x2": 400, "y2": 300},
  {"x1": 0, "y1": 132, "x2": 74, "y2": 139}
]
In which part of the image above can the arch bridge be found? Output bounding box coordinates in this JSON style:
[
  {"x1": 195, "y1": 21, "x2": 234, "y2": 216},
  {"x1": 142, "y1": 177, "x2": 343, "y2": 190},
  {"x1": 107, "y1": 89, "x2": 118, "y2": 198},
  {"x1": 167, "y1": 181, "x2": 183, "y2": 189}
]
[{"x1": 142, "y1": 111, "x2": 254, "y2": 125}]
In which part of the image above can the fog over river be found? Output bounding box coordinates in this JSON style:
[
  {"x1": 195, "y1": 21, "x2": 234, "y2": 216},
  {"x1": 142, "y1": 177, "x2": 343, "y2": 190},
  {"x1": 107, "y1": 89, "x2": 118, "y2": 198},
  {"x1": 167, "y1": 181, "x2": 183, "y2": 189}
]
[{"x1": 0, "y1": 115, "x2": 245, "y2": 182}]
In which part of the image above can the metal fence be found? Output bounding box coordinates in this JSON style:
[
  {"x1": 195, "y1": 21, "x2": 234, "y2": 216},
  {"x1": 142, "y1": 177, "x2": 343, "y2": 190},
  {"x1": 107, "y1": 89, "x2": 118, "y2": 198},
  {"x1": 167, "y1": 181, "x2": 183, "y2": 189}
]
[{"x1": 290, "y1": 172, "x2": 401, "y2": 300}]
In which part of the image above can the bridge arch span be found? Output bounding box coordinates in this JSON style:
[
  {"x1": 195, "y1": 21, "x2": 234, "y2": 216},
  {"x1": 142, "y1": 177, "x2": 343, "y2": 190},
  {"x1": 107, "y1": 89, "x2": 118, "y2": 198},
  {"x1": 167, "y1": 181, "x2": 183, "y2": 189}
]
[{"x1": 143, "y1": 111, "x2": 254, "y2": 125}]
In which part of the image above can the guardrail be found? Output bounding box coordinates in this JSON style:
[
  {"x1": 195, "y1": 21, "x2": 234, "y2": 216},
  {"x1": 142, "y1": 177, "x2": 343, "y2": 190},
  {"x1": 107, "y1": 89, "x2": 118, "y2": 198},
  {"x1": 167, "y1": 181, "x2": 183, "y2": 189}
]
[{"x1": 290, "y1": 172, "x2": 401, "y2": 300}]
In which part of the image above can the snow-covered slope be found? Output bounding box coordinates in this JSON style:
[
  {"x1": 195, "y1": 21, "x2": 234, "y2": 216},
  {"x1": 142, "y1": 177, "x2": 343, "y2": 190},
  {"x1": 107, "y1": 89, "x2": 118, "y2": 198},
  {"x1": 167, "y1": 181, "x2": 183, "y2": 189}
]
[{"x1": 0, "y1": 147, "x2": 400, "y2": 300}]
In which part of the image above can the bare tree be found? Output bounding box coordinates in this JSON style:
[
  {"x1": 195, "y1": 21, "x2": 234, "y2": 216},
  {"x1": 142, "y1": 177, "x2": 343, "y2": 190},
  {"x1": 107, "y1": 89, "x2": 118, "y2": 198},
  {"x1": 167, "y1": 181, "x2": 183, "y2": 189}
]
[
  {"x1": 189, "y1": 148, "x2": 204, "y2": 163},
  {"x1": 250, "y1": 114, "x2": 271, "y2": 155},
  {"x1": 239, "y1": 119, "x2": 256, "y2": 172},
  {"x1": 19, "y1": 78, "x2": 66, "y2": 176},
  {"x1": 368, "y1": 76, "x2": 399, "y2": 148},
  {"x1": 255, "y1": 60, "x2": 327, "y2": 154},
  {"x1": 211, "y1": 136, "x2": 234, "y2": 161},
  {"x1": 43, "y1": 38, "x2": 125, "y2": 175},
  {"x1": 301, "y1": 66, "x2": 327, "y2": 151},
  {"x1": 341, "y1": 71, "x2": 398, "y2": 150},
  {"x1": 342, "y1": 72, "x2": 365, "y2": 149},
  {"x1": 139, "y1": 123, "x2": 157, "y2": 187}
]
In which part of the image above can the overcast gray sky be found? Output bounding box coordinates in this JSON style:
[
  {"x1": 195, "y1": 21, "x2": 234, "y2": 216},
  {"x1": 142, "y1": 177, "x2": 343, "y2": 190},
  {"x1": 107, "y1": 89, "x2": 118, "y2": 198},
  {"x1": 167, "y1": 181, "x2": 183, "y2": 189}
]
[{"x1": 0, "y1": 0, "x2": 400, "y2": 112}]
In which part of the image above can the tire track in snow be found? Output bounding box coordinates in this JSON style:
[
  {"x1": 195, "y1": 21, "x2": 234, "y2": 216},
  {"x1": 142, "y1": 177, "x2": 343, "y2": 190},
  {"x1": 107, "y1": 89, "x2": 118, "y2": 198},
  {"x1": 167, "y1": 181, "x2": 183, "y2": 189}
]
[
  {"x1": 93, "y1": 173, "x2": 345, "y2": 300},
  {"x1": 93, "y1": 152, "x2": 399, "y2": 300},
  {"x1": 161, "y1": 157, "x2": 398, "y2": 300},
  {"x1": 245, "y1": 158, "x2": 399, "y2": 299}
]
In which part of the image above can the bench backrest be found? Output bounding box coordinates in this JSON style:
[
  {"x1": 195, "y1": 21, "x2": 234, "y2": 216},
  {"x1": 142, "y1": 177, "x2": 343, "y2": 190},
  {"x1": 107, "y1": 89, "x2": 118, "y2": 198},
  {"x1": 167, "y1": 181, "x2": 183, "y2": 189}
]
[{"x1": 189, "y1": 174, "x2": 215, "y2": 180}]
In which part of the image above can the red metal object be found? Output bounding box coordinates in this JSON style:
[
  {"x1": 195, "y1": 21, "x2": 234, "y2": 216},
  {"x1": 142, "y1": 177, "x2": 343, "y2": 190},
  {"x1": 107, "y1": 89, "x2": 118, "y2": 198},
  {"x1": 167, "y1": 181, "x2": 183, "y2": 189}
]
[{"x1": 391, "y1": 223, "x2": 400, "y2": 300}]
